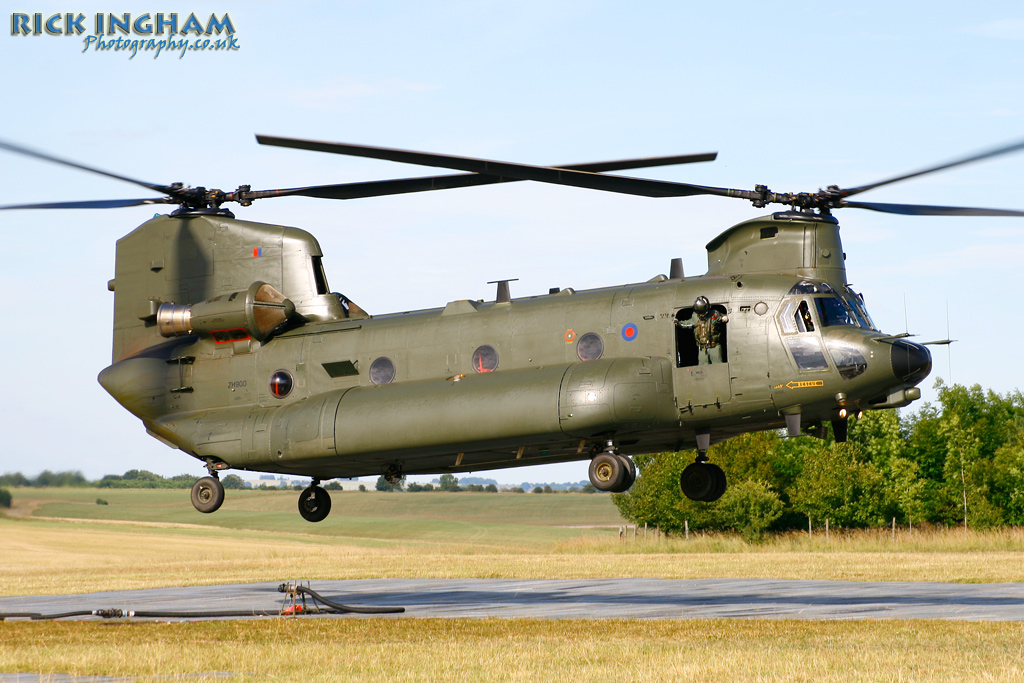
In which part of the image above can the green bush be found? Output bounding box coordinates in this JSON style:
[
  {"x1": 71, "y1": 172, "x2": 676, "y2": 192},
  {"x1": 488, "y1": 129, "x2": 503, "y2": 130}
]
[{"x1": 0, "y1": 488, "x2": 11, "y2": 508}]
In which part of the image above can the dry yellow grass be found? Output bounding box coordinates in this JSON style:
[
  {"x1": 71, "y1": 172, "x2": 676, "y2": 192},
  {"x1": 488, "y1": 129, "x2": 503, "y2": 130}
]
[
  {"x1": 3, "y1": 517, "x2": 1023, "y2": 597},
  {"x1": 2, "y1": 619, "x2": 1023, "y2": 682}
]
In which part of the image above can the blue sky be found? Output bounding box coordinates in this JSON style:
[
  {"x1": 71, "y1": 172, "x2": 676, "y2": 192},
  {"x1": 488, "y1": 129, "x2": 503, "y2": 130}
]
[{"x1": 1, "y1": 1, "x2": 1022, "y2": 483}]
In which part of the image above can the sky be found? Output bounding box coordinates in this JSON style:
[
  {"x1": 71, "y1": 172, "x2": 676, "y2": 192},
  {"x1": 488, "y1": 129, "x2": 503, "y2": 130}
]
[{"x1": 1, "y1": 1, "x2": 1022, "y2": 484}]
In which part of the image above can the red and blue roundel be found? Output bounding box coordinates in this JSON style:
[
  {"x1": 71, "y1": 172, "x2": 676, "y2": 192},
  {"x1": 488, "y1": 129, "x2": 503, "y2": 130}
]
[{"x1": 621, "y1": 323, "x2": 638, "y2": 341}]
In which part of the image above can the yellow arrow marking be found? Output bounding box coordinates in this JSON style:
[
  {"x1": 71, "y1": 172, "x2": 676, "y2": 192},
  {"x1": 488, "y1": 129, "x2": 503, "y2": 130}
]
[{"x1": 785, "y1": 380, "x2": 825, "y2": 389}]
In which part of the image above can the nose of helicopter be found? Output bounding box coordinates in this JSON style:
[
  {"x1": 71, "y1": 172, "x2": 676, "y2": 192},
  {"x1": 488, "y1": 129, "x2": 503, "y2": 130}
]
[{"x1": 890, "y1": 339, "x2": 932, "y2": 386}]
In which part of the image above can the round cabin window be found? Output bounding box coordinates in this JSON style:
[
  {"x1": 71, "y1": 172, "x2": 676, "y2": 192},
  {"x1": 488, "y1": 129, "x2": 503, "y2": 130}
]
[
  {"x1": 269, "y1": 370, "x2": 293, "y2": 398},
  {"x1": 369, "y1": 357, "x2": 396, "y2": 385},
  {"x1": 472, "y1": 345, "x2": 499, "y2": 373},
  {"x1": 576, "y1": 333, "x2": 604, "y2": 361}
]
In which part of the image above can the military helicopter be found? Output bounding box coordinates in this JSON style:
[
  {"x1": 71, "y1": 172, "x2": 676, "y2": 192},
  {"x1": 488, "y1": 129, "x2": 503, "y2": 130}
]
[{"x1": 2, "y1": 136, "x2": 1022, "y2": 522}]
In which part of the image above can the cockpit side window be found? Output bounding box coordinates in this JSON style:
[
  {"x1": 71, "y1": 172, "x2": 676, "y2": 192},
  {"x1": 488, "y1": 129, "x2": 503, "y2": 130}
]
[
  {"x1": 796, "y1": 301, "x2": 815, "y2": 333},
  {"x1": 844, "y1": 287, "x2": 877, "y2": 330},
  {"x1": 778, "y1": 300, "x2": 815, "y2": 334}
]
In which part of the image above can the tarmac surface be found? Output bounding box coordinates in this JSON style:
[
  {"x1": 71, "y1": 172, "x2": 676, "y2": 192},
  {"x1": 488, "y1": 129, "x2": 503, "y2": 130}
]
[{"x1": 2, "y1": 578, "x2": 1024, "y2": 622}]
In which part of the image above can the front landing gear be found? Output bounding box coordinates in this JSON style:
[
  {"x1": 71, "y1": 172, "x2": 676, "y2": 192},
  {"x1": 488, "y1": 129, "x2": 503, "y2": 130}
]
[
  {"x1": 298, "y1": 480, "x2": 332, "y2": 523},
  {"x1": 588, "y1": 441, "x2": 637, "y2": 493},
  {"x1": 191, "y1": 475, "x2": 225, "y2": 513}
]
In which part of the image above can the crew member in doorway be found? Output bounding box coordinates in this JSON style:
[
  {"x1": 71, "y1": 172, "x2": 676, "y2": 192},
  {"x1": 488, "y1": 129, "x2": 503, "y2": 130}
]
[{"x1": 678, "y1": 296, "x2": 728, "y2": 364}]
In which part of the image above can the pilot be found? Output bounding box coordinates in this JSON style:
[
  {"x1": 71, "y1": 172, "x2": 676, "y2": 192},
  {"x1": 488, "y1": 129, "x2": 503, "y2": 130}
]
[{"x1": 678, "y1": 296, "x2": 729, "y2": 364}]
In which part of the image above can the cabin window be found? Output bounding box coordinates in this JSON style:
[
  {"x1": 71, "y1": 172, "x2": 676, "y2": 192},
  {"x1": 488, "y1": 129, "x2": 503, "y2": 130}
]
[
  {"x1": 312, "y1": 256, "x2": 330, "y2": 295},
  {"x1": 577, "y1": 333, "x2": 605, "y2": 361},
  {"x1": 786, "y1": 337, "x2": 829, "y2": 371},
  {"x1": 269, "y1": 370, "x2": 294, "y2": 398},
  {"x1": 472, "y1": 345, "x2": 499, "y2": 373},
  {"x1": 369, "y1": 357, "x2": 396, "y2": 385}
]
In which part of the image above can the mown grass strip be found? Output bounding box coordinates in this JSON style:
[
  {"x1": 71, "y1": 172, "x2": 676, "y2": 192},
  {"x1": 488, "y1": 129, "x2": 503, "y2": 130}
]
[{"x1": 2, "y1": 619, "x2": 1023, "y2": 683}]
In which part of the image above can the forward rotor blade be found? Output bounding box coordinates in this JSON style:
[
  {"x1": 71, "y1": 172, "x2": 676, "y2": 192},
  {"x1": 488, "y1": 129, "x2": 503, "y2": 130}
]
[
  {"x1": 256, "y1": 135, "x2": 741, "y2": 199},
  {"x1": 840, "y1": 138, "x2": 1024, "y2": 198},
  {"x1": 0, "y1": 140, "x2": 178, "y2": 195},
  {"x1": 0, "y1": 197, "x2": 175, "y2": 211},
  {"x1": 245, "y1": 151, "x2": 719, "y2": 202},
  {"x1": 841, "y1": 200, "x2": 1024, "y2": 217}
]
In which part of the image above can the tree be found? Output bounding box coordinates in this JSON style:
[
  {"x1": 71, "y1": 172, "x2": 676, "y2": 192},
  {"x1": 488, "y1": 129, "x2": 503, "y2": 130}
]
[
  {"x1": 715, "y1": 480, "x2": 783, "y2": 541},
  {"x1": 221, "y1": 474, "x2": 246, "y2": 489},
  {"x1": 0, "y1": 488, "x2": 11, "y2": 508},
  {"x1": 790, "y1": 443, "x2": 890, "y2": 528},
  {"x1": 439, "y1": 474, "x2": 460, "y2": 492}
]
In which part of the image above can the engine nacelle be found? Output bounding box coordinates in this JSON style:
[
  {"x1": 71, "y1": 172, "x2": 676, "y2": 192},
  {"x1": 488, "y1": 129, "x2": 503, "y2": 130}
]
[{"x1": 157, "y1": 281, "x2": 295, "y2": 343}]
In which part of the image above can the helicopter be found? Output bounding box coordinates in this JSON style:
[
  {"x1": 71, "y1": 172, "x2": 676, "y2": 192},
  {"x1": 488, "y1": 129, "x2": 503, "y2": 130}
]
[{"x1": 2, "y1": 136, "x2": 1022, "y2": 522}]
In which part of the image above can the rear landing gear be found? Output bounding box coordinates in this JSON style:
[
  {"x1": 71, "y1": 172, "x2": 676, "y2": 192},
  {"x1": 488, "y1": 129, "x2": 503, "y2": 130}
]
[
  {"x1": 191, "y1": 475, "x2": 225, "y2": 513},
  {"x1": 298, "y1": 480, "x2": 332, "y2": 523},
  {"x1": 588, "y1": 441, "x2": 636, "y2": 493}
]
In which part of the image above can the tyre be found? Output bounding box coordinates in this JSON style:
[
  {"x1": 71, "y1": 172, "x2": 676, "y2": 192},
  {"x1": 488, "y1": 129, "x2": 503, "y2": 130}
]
[
  {"x1": 614, "y1": 455, "x2": 637, "y2": 493},
  {"x1": 298, "y1": 486, "x2": 332, "y2": 523},
  {"x1": 705, "y1": 463, "x2": 727, "y2": 502},
  {"x1": 589, "y1": 453, "x2": 626, "y2": 492},
  {"x1": 680, "y1": 463, "x2": 715, "y2": 501},
  {"x1": 191, "y1": 476, "x2": 225, "y2": 513}
]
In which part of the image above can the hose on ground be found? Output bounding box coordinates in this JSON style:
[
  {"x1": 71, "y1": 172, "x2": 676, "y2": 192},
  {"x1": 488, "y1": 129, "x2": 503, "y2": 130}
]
[{"x1": 0, "y1": 583, "x2": 405, "y2": 620}]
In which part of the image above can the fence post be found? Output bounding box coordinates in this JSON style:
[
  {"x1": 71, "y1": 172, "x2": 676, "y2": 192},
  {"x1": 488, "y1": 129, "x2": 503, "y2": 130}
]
[
  {"x1": 892, "y1": 517, "x2": 896, "y2": 542},
  {"x1": 808, "y1": 517, "x2": 812, "y2": 539},
  {"x1": 685, "y1": 520, "x2": 689, "y2": 540},
  {"x1": 825, "y1": 518, "x2": 829, "y2": 541}
]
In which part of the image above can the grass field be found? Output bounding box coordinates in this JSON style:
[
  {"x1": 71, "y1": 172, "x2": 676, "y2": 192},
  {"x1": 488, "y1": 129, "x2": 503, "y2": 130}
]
[
  {"x1": 3, "y1": 487, "x2": 1024, "y2": 681},
  {"x1": 2, "y1": 619, "x2": 1023, "y2": 682}
]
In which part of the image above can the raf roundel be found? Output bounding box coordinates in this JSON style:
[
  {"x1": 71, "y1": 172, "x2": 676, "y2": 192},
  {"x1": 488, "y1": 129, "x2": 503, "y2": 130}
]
[{"x1": 621, "y1": 323, "x2": 638, "y2": 341}]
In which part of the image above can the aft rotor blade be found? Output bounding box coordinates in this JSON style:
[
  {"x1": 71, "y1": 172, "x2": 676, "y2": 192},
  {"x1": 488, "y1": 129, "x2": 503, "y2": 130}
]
[
  {"x1": 244, "y1": 151, "x2": 720, "y2": 202},
  {"x1": 256, "y1": 135, "x2": 743, "y2": 199},
  {"x1": 840, "y1": 138, "x2": 1024, "y2": 198},
  {"x1": 0, "y1": 139, "x2": 179, "y2": 195},
  {"x1": 0, "y1": 197, "x2": 175, "y2": 211},
  {"x1": 841, "y1": 200, "x2": 1024, "y2": 217}
]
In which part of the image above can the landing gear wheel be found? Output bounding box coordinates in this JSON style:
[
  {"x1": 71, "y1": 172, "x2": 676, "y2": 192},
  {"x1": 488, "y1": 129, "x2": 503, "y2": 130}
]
[
  {"x1": 191, "y1": 476, "x2": 224, "y2": 513},
  {"x1": 680, "y1": 463, "x2": 716, "y2": 502},
  {"x1": 705, "y1": 463, "x2": 727, "y2": 502},
  {"x1": 589, "y1": 453, "x2": 626, "y2": 492},
  {"x1": 615, "y1": 454, "x2": 637, "y2": 492},
  {"x1": 298, "y1": 485, "x2": 332, "y2": 523}
]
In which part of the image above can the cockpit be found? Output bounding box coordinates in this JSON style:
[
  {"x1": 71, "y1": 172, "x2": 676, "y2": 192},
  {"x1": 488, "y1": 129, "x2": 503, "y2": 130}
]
[
  {"x1": 778, "y1": 280, "x2": 877, "y2": 380},
  {"x1": 786, "y1": 280, "x2": 877, "y2": 332}
]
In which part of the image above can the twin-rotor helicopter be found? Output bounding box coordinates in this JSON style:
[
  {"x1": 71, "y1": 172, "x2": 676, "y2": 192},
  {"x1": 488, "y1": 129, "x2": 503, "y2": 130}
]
[{"x1": 2, "y1": 135, "x2": 1022, "y2": 521}]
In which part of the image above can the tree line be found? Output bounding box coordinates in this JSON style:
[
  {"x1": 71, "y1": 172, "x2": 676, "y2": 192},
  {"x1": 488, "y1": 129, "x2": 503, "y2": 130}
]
[
  {"x1": 612, "y1": 382, "x2": 1024, "y2": 538},
  {"x1": 0, "y1": 469, "x2": 247, "y2": 490}
]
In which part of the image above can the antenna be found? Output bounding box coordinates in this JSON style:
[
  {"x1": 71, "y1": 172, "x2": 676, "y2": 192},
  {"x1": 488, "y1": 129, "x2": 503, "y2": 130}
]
[{"x1": 488, "y1": 279, "x2": 518, "y2": 304}]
